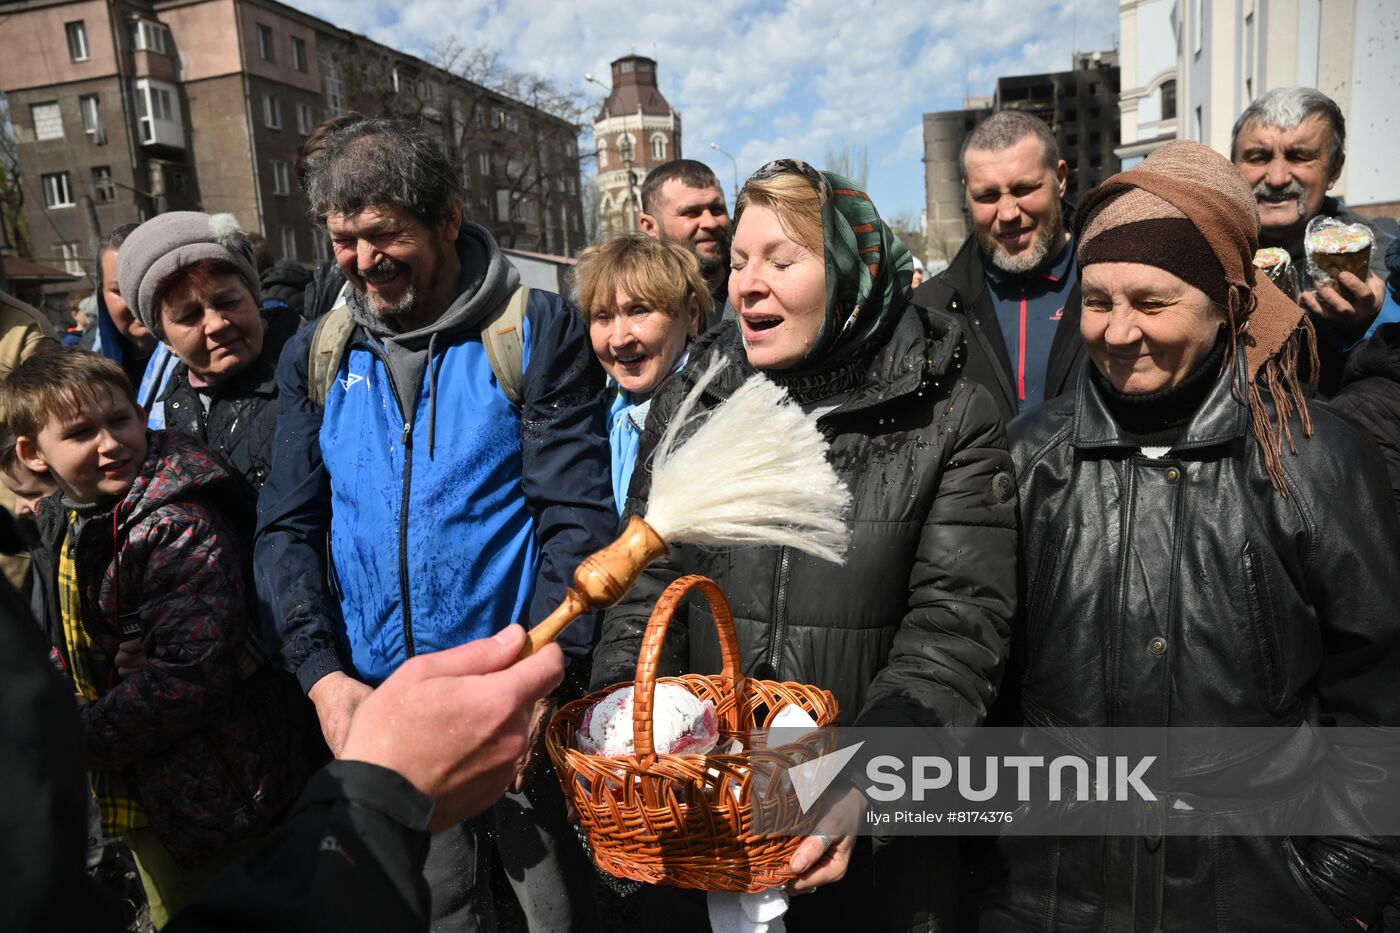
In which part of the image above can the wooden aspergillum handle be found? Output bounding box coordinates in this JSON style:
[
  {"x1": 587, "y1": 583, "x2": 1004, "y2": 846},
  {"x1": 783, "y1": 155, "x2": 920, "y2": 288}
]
[{"x1": 519, "y1": 515, "x2": 668, "y2": 658}]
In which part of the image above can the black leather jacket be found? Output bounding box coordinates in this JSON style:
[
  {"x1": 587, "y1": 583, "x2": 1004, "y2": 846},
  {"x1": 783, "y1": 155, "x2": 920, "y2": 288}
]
[{"x1": 985, "y1": 346, "x2": 1400, "y2": 930}]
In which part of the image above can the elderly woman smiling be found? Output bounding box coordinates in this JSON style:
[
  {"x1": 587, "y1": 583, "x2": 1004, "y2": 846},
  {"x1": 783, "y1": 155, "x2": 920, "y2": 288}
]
[
  {"x1": 572, "y1": 234, "x2": 710, "y2": 511},
  {"x1": 985, "y1": 140, "x2": 1400, "y2": 931},
  {"x1": 119, "y1": 212, "x2": 301, "y2": 491},
  {"x1": 593, "y1": 161, "x2": 1018, "y2": 931}
]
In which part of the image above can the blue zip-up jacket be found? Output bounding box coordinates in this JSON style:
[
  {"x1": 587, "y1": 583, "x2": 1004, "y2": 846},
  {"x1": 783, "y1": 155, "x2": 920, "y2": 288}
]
[{"x1": 254, "y1": 225, "x2": 615, "y2": 690}]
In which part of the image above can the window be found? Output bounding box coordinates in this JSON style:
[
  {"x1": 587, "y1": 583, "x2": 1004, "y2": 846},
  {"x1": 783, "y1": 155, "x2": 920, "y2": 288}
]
[
  {"x1": 650, "y1": 133, "x2": 667, "y2": 160},
  {"x1": 65, "y1": 21, "x2": 90, "y2": 61},
  {"x1": 478, "y1": 152, "x2": 491, "y2": 175},
  {"x1": 618, "y1": 135, "x2": 634, "y2": 162},
  {"x1": 31, "y1": 102, "x2": 63, "y2": 140},
  {"x1": 296, "y1": 102, "x2": 314, "y2": 135},
  {"x1": 257, "y1": 23, "x2": 274, "y2": 62},
  {"x1": 271, "y1": 160, "x2": 290, "y2": 195},
  {"x1": 134, "y1": 77, "x2": 183, "y2": 146},
  {"x1": 291, "y1": 36, "x2": 307, "y2": 73},
  {"x1": 312, "y1": 232, "x2": 331, "y2": 263},
  {"x1": 79, "y1": 95, "x2": 105, "y2": 143},
  {"x1": 475, "y1": 107, "x2": 486, "y2": 129},
  {"x1": 166, "y1": 165, "x2": 185, "y2": 195},
  {"x1": 505, "y1": 112, "x2": 519, "y2": 133},
  {"x1": 323, "y1": 61, "x2": 344, "y2": 114},
  {"x1": 451, "y1": 100, "x2": 467, "y2": 146},
  {"x1": 42, "y1": 172, "x2": 74, "y2": 207},
  {"x1": 1065, "y1": 133, "x2": 1078, "y2": 148},
  {"x1": 57, "y1": 242, "x2": 83, "y2": 275},
  {"x1": 491, "y1": 107, "x2": 504, "y2": 129},
  {"x1": 1160, "y1": 80, "x2": 1177, "y2": 121},
  {"x1": 597, "y1": 138, "x2": 608, "y2": 168},
  {"x1": 92, "y1": 166, "x2": 115, "y2": 203},
  {"x1": 263, "y1": 93, "x2": 282, "y2": 130},
  {"x1": 460, "y1": 162, "x2": 473, "y2": 190},
  {"x1": 280, "y1": 227, "x2": 298, "y2": 261},
  {"x1": 128, "y1": 19, "x2": 171, "y2": 54}
]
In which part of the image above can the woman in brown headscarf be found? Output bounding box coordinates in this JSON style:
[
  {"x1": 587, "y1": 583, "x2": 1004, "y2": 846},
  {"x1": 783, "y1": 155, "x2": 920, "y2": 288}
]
[{"x1": 984, "y1": 140, "x2": 1400, "y2": 930}]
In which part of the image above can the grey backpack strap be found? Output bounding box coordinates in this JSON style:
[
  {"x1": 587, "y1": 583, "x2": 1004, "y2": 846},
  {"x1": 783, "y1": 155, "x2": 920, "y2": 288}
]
[
  {"x1": 480, "y1": 285, "x2": 529, "y2": 407},
  {"x1": 307, "y1": 299, "x2": 356, "y2": 408}
]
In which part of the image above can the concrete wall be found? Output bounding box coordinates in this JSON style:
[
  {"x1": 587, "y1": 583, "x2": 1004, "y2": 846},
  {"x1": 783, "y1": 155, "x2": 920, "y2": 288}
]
[
  {"x1": 181, "y1": 72, "x2": 259, "y2": 232},
  {"x1": 235, "y1": 0, "x2": 320, "y2": 93},
  {"x1": 1342, "y1": 0, "x2": 1400, "y2": 205},
  {"x1": 159, "y1": 0, "x2": 242, "y2": 82},
  {"x1": 0, "y1": 0, "x2": 118, "y2": 92}
]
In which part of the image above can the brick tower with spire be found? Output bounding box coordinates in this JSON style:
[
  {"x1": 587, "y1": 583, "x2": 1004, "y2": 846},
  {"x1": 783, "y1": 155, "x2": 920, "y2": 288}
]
[{"x1": 592, "y1": 55, "x2": 681, "y2": 235}]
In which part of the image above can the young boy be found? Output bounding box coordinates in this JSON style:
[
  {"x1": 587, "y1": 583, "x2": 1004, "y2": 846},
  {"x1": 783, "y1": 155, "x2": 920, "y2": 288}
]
[{"x1": 0, "y1": 347, "x2": 316, "y2": 928}]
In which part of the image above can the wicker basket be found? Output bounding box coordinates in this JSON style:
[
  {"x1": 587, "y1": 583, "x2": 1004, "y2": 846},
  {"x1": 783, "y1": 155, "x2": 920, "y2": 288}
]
[{"x1": 546, "y1": 574, "x2": 841, "y2": 893}]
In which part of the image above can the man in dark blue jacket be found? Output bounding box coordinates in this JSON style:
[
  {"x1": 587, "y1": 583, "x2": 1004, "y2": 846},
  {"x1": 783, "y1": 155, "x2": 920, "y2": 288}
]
[{"x1": 255, "y1": 117, "x2": 612, "y2": 932}]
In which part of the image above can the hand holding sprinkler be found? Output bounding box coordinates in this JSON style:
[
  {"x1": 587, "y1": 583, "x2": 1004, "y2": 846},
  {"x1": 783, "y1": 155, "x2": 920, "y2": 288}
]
[{"x1": 521, "y1": 356, "x2": 851, "y2": 657}]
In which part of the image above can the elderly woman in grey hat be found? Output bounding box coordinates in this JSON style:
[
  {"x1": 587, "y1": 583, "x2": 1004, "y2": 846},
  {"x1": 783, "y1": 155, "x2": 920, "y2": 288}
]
[{"x1": 118, "y1": 212, "x2": 302, "y2": 491}]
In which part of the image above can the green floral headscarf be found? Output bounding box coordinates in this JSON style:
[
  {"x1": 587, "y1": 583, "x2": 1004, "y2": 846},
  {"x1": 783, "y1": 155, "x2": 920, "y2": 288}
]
[{"x1": 739, "y1": 160, "x2": 913, "y2": 373}]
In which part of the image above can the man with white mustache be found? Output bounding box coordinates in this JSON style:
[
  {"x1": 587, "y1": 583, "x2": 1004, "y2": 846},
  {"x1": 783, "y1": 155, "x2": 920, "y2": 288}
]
[
  {"x1": 1231, "y1": 87, "x2": 1390, "y2": 393},
  {"x1": 913, "y1": 111, "x2": 1087, "y2": 424}
]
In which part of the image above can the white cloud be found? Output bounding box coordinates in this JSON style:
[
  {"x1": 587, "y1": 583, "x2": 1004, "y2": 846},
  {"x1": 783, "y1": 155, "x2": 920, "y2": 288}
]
[{"x1": 284, "y1": 0, "x2": 1118, "y2": 217}]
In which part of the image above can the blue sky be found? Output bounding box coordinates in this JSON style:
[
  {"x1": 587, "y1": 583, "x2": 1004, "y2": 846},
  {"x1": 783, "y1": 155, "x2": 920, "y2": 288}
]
[{"x1": 289, "y1": 0, "x2": 1119, "y2": 225}]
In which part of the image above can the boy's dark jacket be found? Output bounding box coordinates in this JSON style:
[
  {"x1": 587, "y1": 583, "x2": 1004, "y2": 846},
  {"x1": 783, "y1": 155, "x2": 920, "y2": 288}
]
[{"x1": 31, "y1": 431, "x2": 319, "y2": 865}]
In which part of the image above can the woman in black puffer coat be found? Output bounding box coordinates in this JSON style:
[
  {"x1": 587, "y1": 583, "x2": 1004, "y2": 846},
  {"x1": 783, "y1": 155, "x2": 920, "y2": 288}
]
[{"x1": 591, "y1": 161, "x2": 1018, "y2": 933}]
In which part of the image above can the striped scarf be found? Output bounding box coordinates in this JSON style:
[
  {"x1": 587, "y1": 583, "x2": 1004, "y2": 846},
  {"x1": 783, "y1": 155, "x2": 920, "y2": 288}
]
[{"x1": 58, "y1": 511, "x2": 145, "y2": 837}]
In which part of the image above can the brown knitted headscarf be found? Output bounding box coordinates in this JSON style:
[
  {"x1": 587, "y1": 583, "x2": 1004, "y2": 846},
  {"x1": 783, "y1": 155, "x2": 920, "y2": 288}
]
[{"x1": 1077, "y1": 140, "x2": 1318, "y2": 495}]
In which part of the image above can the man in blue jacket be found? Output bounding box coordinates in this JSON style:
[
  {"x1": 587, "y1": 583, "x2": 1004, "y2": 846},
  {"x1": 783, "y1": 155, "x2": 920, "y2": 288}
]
[{"x1": 255, "y1": 117, "x2": 612, "y2": 932}]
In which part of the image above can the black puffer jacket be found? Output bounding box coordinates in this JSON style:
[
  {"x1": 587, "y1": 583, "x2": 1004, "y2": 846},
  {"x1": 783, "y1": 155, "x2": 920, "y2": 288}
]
[
  {"x1": 1332, "y1": 323, "x2": 1400, "y2": 523},
  {"x1": 259, "y1": 261, "x2": 313, "y2": 318},
  {"x1": 982, "y1": 347, "x2": 1400, "y2": 932},
  {"x1": 593, "y1": 303, "x2": 1017, "y2": 931},
  {"x1": 160, "y1": 307, "x2": 301, "y2": 491}
]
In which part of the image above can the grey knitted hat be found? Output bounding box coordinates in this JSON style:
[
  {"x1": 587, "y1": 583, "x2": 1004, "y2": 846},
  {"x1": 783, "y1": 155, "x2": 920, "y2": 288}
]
[{"x1": 117, "y1": 212, "x2": 261, "y2": 332}]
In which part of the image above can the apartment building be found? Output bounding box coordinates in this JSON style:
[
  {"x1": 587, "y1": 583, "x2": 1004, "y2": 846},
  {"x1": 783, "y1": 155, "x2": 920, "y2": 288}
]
[
  {"x1": 0, "y1": 0, "x2": 586, "y2": 303},
  {"x1": 1169, "y1": 0, "x2": 1398, "y2": 212}
]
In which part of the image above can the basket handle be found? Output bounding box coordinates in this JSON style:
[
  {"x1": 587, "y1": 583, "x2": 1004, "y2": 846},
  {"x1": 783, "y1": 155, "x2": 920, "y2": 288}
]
[{"x1": 633, "y1": 574, "x2": 745, "y2": 760}]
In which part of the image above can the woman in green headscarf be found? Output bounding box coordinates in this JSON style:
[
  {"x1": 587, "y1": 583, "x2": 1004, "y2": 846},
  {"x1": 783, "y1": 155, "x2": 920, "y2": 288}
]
[{"x1": 591, "y1": 161, "x2": 1018, "y2": 931}]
